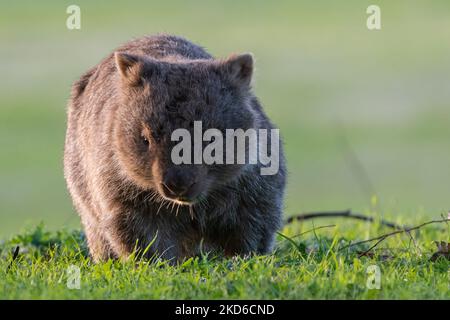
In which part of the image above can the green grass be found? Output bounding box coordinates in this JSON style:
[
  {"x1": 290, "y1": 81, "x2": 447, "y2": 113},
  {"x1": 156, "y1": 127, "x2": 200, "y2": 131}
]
[{"x1": 1, "y1": 215, "x2": 449, "y2": 299}]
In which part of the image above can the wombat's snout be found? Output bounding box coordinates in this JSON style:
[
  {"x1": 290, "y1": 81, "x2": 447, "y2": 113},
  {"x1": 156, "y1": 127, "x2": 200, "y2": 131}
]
[{"x1": 160, "y1": 167, "x2": 200, "y2": 204}]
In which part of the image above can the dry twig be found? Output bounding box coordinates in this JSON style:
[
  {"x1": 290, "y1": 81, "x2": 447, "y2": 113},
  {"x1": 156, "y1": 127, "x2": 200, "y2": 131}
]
[
  {"x1": 285, "y1": 210, "x2": 408, "y2": 230},
  {"x1": 339, "y1": 218, "x2": 450, "y2": 255}
]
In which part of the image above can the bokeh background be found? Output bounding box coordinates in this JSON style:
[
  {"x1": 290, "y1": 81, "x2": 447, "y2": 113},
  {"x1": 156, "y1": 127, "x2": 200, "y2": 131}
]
[{"x1": 1, "y1": 1, "x2": 449, "y2": 237}]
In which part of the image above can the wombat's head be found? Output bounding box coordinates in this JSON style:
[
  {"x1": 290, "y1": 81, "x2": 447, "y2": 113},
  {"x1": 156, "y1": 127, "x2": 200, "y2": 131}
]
[{"x1": 112, "y1": 52, "x2": 256, "y2": 205}]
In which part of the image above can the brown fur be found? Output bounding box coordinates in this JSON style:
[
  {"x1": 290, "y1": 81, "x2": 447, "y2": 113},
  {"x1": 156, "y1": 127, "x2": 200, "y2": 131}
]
[{"x1": 64, "y1": 34, "x2": 286, "y2": 262}]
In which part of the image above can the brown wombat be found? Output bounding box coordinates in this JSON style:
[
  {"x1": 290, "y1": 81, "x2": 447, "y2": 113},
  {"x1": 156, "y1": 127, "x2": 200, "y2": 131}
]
[{"x1": 64, "y1": 34, "x2": 286, "y2": 262}]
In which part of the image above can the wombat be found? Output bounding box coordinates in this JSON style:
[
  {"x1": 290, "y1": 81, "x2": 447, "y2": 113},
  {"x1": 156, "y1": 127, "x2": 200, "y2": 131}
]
[{"x1": 64, "y1": 34, "x2": 286, "y2": 262}]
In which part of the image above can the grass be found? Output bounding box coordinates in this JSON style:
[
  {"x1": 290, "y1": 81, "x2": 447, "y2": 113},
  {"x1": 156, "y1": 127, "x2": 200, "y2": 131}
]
[{"x1": 1, "y1": 215, "x2": 449, "y2": 299}]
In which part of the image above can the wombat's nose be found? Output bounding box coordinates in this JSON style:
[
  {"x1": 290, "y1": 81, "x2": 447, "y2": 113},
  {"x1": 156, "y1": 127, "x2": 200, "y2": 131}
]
[
  {"x1": 162, "y1": 173, "x2": 195, "y2": 198},
  {"x1": 162, "y1": 181, "x2": 193, "y2": 197}
]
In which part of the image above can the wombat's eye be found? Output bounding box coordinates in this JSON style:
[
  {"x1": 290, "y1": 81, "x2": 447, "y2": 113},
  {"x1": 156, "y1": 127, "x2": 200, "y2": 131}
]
[{"x1": 141, "y1": 136, "x2": 149, "y2": 146}]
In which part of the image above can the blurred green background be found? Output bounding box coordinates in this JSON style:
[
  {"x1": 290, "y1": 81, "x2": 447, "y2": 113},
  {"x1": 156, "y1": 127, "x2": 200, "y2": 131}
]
[{"x1": 1, "y1": 1, "x2": 449, "y2": 237}]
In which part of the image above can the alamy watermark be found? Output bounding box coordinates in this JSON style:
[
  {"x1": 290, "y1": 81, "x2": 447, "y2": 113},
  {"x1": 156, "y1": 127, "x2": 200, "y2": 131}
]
[
  {"x1": 171, "y1": 121, "x2": 280, "y2": 176},
  {"x1": 367, "y1": 5, "x2": 381, "y2": 30},
  {"x1": 66, "y1": 5, "x2": 81, "y2": 30},
  {"x1": 366, "y1": 265, "x2": 381, "y2": 289},
  {"x1": 66, "y1": 265, "x2": 81, "y2": 289}
]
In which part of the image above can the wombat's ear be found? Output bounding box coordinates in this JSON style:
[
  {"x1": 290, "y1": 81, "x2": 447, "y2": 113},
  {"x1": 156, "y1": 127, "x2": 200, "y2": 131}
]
[
  {"x1": 114, "y1": 52, "x2": 146, "y2": 86},
  {"x1": 222, "y1": 53, "x2": 254, "y2": 87}
]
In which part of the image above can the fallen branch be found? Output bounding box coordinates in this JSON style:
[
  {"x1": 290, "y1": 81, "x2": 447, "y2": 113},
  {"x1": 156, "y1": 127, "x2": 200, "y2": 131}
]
[
  {"x1": 285, "y1": 210, "x2": 408, "y2": 230},
  {"x1": 339, "y1": 218, "x2": 450, "y2": 255}
]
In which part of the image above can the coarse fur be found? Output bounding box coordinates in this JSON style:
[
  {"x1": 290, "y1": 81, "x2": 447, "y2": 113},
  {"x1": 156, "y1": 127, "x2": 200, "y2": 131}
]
[{"x1": 64, "y1": 34, "x2": 286, "y2": 263}]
